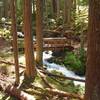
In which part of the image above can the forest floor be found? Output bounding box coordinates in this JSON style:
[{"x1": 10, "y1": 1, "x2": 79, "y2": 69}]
[{"x1": 0, "y1": 36, "x2": 84, "y2": 100}]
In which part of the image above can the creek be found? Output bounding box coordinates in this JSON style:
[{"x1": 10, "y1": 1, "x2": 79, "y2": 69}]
[
  {"x1": 43, "y1": 51, "x2": 85, "y2": 86},
  {"x1": 19, "y1": 51, "x2": 85, "y2": 86}
]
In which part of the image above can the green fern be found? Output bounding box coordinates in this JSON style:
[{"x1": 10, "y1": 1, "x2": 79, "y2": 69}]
[{"x1": 64, "y1": 49, "x2": 86, "y2": 76}]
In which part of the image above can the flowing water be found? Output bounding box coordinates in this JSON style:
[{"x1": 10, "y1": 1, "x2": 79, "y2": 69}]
[
  {"x1": 19, "y1": 51, "x2": 85, "y2": 86},
  {"x1": 43, "y1": 51, "x2": 85, "y2": 86}
]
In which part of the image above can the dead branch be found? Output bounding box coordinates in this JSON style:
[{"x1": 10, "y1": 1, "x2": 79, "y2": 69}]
[
  {"x1": 46, "y1": 88, "x2": 84, "y2": 100},
  {"x1": 0, "y1": 60, "x2": 25, "y2": 68},
  {"x1": 37, "y1": 69, "x2": 54, "y2": 89},
  {"x1": 49, "y1": 75, "x2": 69, "y2": 85},
  {"x1": 25, "y1": 89, "x2": 50, "y2": 97}
]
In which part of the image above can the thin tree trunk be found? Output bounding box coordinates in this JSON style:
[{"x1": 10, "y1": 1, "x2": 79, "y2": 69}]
[
  {"x1": 51, "y1": 0, "x2": 60, "y2": 19},
  {"x1": 23, "y1": 0, "x2": 36, "y2": 79},
  {"x1": 11, "y1": 0, "x2": 19, "y2": 85},
  {"x1": 72, "y1": 0, "x2": 76, "y2": 28},
  {"x1": 52, "y1": 0, "x2": 57, "y2": 18},
  {"x1": 63, "y1": 0, "x2": 72, "y2": 29},
  {"x1": 36, "y1": 0, "x2": 43, "y2": 66},
  {"x1": 85, "y1": 0, "x2": 100, "y2": 100},
  {"x1": 8, "y1": 0, "x2": 11, "y2": 18},
  {"x1": 44, "y1": 0, "x2": 49, "y2": 29},
  {"x1": 3, "y1": 0, "x2": 7, "y2": 17},
  {"x1": 0, "y1": 1, "x2": 4, "y2": 18},
  {"x1": 57, "y1": 0, "x2": 60, "y2": 19}
]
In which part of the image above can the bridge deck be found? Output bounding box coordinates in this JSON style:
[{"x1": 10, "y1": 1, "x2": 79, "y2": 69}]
[{"x1": 34, "y1": 37, "x2": 73, "y2": 51}]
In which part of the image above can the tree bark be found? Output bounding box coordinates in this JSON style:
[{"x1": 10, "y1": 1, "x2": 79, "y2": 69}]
[
  {"x1": 11, "y1": 0, "x2": 19, "y2": 85},
  {"x1": 85, "y1": 0, "x2": 100, "y2": 100},
  {"x1": 23, "y1": 0, "x2": 36, "y2": 79},
  {"x1": 36, "y1": 0, "x2": 43, "y2": 66}
]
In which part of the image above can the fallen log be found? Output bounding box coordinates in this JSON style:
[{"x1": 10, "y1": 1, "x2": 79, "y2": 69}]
[
  {"x1": 39, "y1": 69, "x2": 85, "y2": 82},
  {"x1": 0, "y1": 78, "x2": 35, "y2": 100},
  {"x1": 36, "y1": 69, "x2": 84, "y2": 100},
  {"x1": 5, "y1": 85, "x2": 36, "y2": 100},
  {"x1": 0, "y1": 73, "x2": 35, "y2": 100},
  {"x1": 37, "y1": 69, "x2": 54, "y2": 89},
  {"x1": 27, "y1": 85, "x2": 84, "y2": 100}
]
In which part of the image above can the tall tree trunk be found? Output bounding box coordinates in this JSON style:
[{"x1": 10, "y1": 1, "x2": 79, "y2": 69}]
[
  {"x1": 11, "y1": 0, "x2": 19, "y2": 85},
  {"x1": 57, "y1": 0, "x2": 60, "y2": 19},
  {"x1": 85, "y1": 0, "x2": 100, "y2": 100},
  {"x1": 36, "y1": 0, "x2": 43, "y2": 66},
  {"x1": 44, "y1": 0, "x2": 49, "y2": 29},
  {"x1": 8, "y1": 0, "x2": 11, "y2": 18},
  {"x1": 51, "y1": 0, "x2": 60, "y2": 19},
  {"x1": 0, "y1": 1, "x2": 3, "y2": 18},
  {"x1": 72, "y1": 0, "x2": 76, "y2": 28},
  {"x1": 23, "y1": 0, "x2": 36, "y2": 79},
  {"x1": 3, "y1": 0, "x2": 7, "y2": 17},
  {"x1": 52, "y1": 0, "x2": 57, "y2": 18},
  {"x1": 63, "y1": 0, "x2": 72, "y2": 29}
]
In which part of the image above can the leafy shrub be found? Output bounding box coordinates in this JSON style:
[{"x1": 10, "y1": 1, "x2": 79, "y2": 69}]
[
  {"x1": 56, "y1": 16, "x2": 63, "y2": 26},
  {"x1": 64, "y1": 49, "x2": 86, "y2": 76},
  {"x1": 48, "y1": 18, "x2": 57, "y2": 29},
  {"x1": 1, "y1": 29, "x2": 11, "y2": 39},
  {"x1": 75, "y1": 6, "x2": 88, "y2": 35}
]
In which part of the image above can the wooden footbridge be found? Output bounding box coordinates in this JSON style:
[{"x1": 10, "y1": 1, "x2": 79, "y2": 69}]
[
  {"x1": 34, "y1": 37, "x2": 74, "y2": 51},
  {"x1": 13, "y1": 37, "x2": 74, "y2": 51}
]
